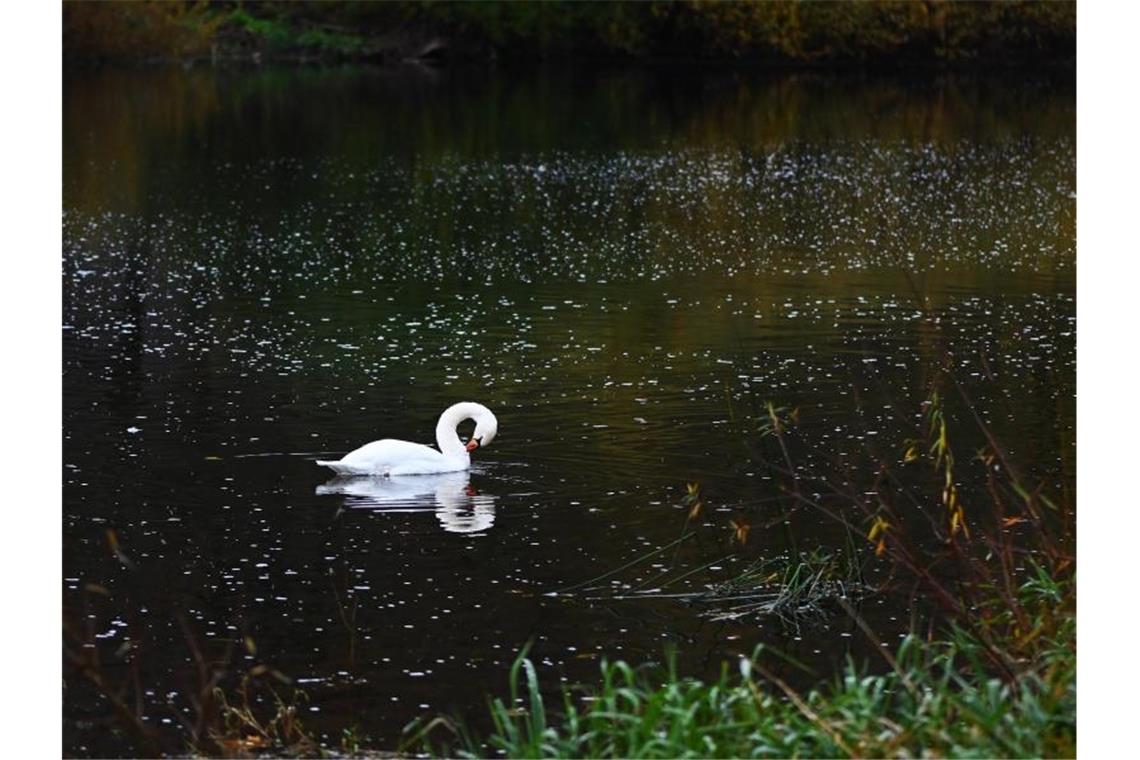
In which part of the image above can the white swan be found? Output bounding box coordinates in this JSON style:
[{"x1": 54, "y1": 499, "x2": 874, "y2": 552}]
[{"x1": 316, "y1": 402, "x2": 498, "y2": 476}]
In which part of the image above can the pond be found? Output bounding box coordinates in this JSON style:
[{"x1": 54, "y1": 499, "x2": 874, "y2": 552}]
[{"x1": 63, "y1": 64, "x2": 1074, "y2": 755}]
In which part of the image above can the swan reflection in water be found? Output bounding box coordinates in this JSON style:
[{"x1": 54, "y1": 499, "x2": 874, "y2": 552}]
[{"x1": 315, "y1": 470, "x2": 496, "y2": 534}]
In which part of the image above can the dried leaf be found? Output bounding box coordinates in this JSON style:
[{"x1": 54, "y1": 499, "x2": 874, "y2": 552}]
[{"x1": 730, "y1": 518, "x2": 751, "y2": 546}]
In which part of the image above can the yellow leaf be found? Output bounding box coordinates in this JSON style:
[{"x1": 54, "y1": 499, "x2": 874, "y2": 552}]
[
  {"x1": 951, "y1": 508, "x2": 970, "y2": 537},
  {"x1": 730, "y1": 518, "x2": 751, "y2": 546}
]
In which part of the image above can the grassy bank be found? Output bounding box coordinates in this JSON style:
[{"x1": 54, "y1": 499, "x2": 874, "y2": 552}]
[
  {"x1": 415, "y1": 572, "x2": 1074, "y2": 758},
  {"x1": 63, "y1": 1, "x2": 1075, "y2": 67}
]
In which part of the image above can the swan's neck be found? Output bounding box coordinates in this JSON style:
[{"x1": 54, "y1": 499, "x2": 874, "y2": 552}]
[{"x1": 435, "y1": 402, "x2": 490, "y2": 458}]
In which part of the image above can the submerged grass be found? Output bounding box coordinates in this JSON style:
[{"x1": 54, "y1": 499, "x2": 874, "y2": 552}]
[
  {"x1": 592, "y1": 549, "x2": 870, "y2": 625},
  {"x1": 415, "y1": 572, "x2": 1074, "y2": 759},
  {"x1": 692, "y1": 549, "x2": 868, "y2": 624}
]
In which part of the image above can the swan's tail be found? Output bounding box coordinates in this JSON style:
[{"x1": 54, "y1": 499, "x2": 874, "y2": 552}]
[{"x1": 317, "y1": 459, "x2": 355, "y2": 475}]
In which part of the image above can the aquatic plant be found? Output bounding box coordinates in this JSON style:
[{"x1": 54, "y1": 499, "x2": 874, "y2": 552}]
[{"x1": 691, "y1": 549, "x2": 867, "y2": 624}]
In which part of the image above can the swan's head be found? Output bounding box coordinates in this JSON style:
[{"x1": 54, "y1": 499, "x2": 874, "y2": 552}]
[{"x1": 465, "y1": 408, "x2": 498, "y2": 453}]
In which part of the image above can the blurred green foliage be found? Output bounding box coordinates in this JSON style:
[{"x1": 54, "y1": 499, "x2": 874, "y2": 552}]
[
  {"x1": 64, "y1": 1, "x2": 1074, "y2": 66},
  {"x1": 63, "y1": 0, "x2": 223, "y2": 61}
]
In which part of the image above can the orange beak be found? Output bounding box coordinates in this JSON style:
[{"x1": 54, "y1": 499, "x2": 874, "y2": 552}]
[{"x1": 465, "y1": 439, "x2": 480, "y2": 452}]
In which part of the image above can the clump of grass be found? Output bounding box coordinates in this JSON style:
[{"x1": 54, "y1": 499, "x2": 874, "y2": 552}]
[
  {"x1": 210, "y1": 671, "x2": 318, "y2": 757},
  {"x1": 692, "y1": 550, "x2": 867, "y2": 624},
  {"x1": 591, "y1": 548, "x2": 869, "y2": 625},
  {"x1": 416, "y1": 574, "x2": 1073, "y2": 759}
]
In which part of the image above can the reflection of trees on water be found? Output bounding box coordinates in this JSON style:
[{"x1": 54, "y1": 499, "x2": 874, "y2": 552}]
[
  {"x1": 64, "y1": 66, "x2": 1075, "y2": 219},
  {"x1": 316, "y1": 471, "x2": 497, "y2": 534}
]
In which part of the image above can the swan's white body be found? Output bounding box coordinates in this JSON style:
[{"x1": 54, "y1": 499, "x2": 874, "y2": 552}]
[{"x1": 317, "y1": 402, "x2": 498, "y2": 476}]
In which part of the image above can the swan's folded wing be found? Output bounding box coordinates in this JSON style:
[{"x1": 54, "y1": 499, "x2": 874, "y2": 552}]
[
  {"x1": 317, "y1": 459, "x2": 361, "y2": 475},
  {"x1": 318, "y1": 439, "x2": 462, "y2": 476}
]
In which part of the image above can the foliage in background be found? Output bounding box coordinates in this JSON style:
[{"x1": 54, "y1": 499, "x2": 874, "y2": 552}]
[
  {"x1": 63, "y1": 0, "x2": 1075, "y2": 66},
  {"x1": 63, "y1": 0, "x2": 223, "y2": 61}
]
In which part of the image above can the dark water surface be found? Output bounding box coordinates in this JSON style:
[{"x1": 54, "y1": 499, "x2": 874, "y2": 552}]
[{"x1": 63, "y1": 65, "x2": 1074, "y2": 755}]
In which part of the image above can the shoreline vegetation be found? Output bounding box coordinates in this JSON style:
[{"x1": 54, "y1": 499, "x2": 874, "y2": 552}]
[
  {"x1": 63, "y1": 1, "x2": 1075, "y2": 69},
  {"x1": 414, "y1": 574, "x2": 1074, "y2": 758}
]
